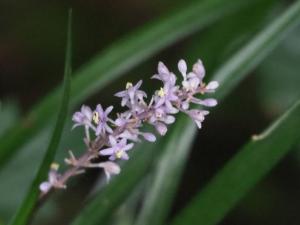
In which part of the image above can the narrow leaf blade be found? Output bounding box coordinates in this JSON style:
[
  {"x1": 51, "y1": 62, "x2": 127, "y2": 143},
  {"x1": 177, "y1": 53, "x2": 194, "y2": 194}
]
[
  {"x1": 171, "y1": 100, "x2": 300, "y2": 225},
  {"x1": 170, "y1": 2, "x2": 300, "y2": 224},
  {"x1": 70, "y1": 1, "x2": 300, "y2": 224},
  {"x1": 8, "y1": 10, "x2": 72, "y2": 225}
]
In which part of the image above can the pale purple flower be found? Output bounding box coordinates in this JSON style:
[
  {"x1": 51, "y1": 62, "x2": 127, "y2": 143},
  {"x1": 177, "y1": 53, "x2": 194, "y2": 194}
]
[
  {"x1": 186, "y1": 109, "x2": 209, "y2": 128},
  {"x1": 72, "y1": 105, "x2": 93, "y2": 129},
  {"x1": 152, "y1": 62, "x2": 171, "y2": 82},
  {"x1": 152, "y1": 62, "x2": 177, "y2": 85},
  {"x1": 97, "y1": 161, "x2": 121, "y2": 181},
  {"x1": 100, "y1": 136, "x2": 134, "y2": 160},
  {"x1": 114, "y1": 111, "x2": 131, "y2": 127},
  {"x1": 153, "y1": 122, "x2": 168, "y2": 136},
  {"x1": 205, "y1": 81, "x2": 219, "y2": 92},
  {"x1": 94, "y1": 104, "x2": 114, "y2": 136},
  {"x1": 141, "y1": 132, "x2": 156, "y2": 142},
  {"x1": 39, "y1": 163, "x2": 65, "y2": 193},
  {"x1": 178, "y1": 59, "x2": 187, "y2": 77},
  {"x1": 149, "y1": 107, "x2": 175, "y2": 124},
  {"x1": 179, "y1": 59, "x2": 202, "y2": 92},
  {"x1": 115, "y1": 80, "x2": 147, "y2": 112},
  {"x1": 154, "y1": 82, "x2": 179, "y2": 114},
  {"x1": 190, "y1": 98, "x2": 218, "y2": 107},
  {"x1": 192, "y1": 59, "x2": 205, "y2": 80},
  {"x1": 183, "y1": 72, "x2": 201, "y2": 92},
  {"x1": 118, "y1": 129, "x2": 140, "y2": 142},
  {"x1": 118, "y1": 128, "x2": 156, "y2": 142}
]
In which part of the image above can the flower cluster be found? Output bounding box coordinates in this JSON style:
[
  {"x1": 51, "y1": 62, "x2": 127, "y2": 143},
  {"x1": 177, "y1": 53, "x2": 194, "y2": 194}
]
[{"x1": 39, "y1": 59, "x2": 219, "y2": 194}]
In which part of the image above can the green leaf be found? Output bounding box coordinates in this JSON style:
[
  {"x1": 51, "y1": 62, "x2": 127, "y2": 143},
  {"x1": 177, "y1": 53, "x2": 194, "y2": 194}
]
[
  {"x1": 69, "y1": 1, "x2": 300, "y2": 224},
  {"x1": 8, "y1": 10, "x2": 72, "y2": 225},
  {"x1": 133, "y1": 1, "x2": 300, "y2": 225},
  {"x1": 169, "y1": 3, "x2": 300, "y2": 224},
  {"x1": 171, "y1": 99, "x2": 300, "y2": 225},
  {"x1": 71, "y1": 117, "x2": 193, "y2": 225},
  {"x1": 256, "y1": 25, "x2": 300, "y2": 114},
  {"x1": 0, "y1": 0, "x2": 259, "y2": 170},
  {"x1": 213, "y1": 0, "x2": 300, "y2": 100},
  {"x1": 133, "y1": 2, "x2": 278, "y2": 224},
  {"x1": 0, "y1": 101, "x2": 20, "y2": 137},
  {"x1": 135, "y1": 119, "x2": 196, "y2": 225}
]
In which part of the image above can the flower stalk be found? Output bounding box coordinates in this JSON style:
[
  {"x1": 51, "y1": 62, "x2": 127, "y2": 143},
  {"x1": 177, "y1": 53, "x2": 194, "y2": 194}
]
[{"x1": 39, "y1": 59, "x2": 219, "y2": 196}]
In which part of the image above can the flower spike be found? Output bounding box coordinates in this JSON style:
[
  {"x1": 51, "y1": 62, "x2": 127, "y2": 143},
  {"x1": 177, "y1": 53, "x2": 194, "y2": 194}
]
[{"x1": 40, "y1": 59, "x2": 219, "y2": 195}]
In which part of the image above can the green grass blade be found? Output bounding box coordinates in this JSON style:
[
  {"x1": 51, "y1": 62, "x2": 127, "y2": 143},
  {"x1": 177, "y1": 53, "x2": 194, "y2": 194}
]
[
  {"x1": 0, "y1": 0, "x2": 258, "y2": 170},
  {"x1": 133, "y1": 2, "x2": 300, "y2": 225},
  {"x1": 69, "y1": 1, "x2": 300, "y2": 224},
  {"x1": 171, "y1": 99, "x2": 300, "y2": 225},
  {"x1": 214, "y1": 0, "x2": 300, "y2": 99},
  {"x1": 8, "y1": 10, "x2": 72, "y2": 225},
  {"x1": 71, "y1": 117, "x2": 194, "y2": 225},
  {"x1": 135, "y1": 119, "x2": 196, "y2": 225}
]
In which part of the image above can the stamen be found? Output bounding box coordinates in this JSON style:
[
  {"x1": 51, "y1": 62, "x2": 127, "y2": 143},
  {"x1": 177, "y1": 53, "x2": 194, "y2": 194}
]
[
  {"x1": 157, "y1": 87, "x2": 165, "y2": 97},
  {"x1": 93, "y1": 111, "x2": 99, "y2": 124},
  {"x1": 126, "y1": 82, "x2": 133, "y2": 89},
  {"x1": 50, "y1": 162, "x2": 59, "y2": 171},
  {"x1": 115, "y1": 149, "x2": 123, "y2": 159}
]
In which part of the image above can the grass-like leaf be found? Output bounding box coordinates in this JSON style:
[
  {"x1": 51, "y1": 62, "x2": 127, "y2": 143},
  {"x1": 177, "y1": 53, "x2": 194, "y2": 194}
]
[
  {"x1": 69, "y1": 1, "x2": 300, "y2": 225},
  {"x1": 171, "y1": 99, "x2": 300, "y2": 225},
  {"x1": 133, "y1": 1, "x2": 300, "y2": 225},
  {"x1": 0, "y1": 0, "x2": 259, "y2": 170},
  {"x1": 134, "y1": 119, "x2": 196, "y2": 225},
  {"x1": 214, "y1": 0, "x2": 300, "y2": 99},
  {"x1": 71, "y1": 117, "x2": 194, "y2": 225},
  {"x1": 8, "y1": 10, "x2": 72, "y2": 225}
]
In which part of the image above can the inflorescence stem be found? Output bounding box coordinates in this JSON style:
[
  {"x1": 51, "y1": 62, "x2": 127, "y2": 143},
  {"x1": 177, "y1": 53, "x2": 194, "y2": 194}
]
[{"x1": 39, "y1": 59, "x2": 219, "y2": 196}]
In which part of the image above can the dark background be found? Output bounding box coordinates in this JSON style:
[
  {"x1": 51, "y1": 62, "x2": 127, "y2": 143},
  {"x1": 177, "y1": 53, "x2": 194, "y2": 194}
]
[{"x1": 0, "y1": 0, "x2": 300, "y2": 225}]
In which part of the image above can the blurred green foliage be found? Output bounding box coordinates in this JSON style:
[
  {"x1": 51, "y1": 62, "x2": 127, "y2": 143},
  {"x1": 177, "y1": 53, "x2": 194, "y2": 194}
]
[{"x1": 0, "y1": 0, "x2": 300, "y2": 225}]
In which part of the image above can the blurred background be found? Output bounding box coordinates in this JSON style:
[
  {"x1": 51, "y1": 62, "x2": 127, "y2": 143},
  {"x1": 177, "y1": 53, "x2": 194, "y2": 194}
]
[{"x1": 0, "y1": 0, "x2": 300, "y2": 225}]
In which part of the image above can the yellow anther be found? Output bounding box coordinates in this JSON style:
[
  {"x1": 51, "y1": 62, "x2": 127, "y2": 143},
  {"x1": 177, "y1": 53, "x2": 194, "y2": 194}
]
[
  {"x1": 115, "y1": 150, "x2": 123, "y2": 159},
  {"x1": 126, "y1": 82, "x2": 133, "y2": 89},
  {"x1": 93, "y1": 111, "x2": 99, "y2": 124},
  {"x1": 51, "y1": 162, "x2": 59, "y2": 170},
  {"x1": 157, "y1": 87, "x2": 165, "y2": 97}
]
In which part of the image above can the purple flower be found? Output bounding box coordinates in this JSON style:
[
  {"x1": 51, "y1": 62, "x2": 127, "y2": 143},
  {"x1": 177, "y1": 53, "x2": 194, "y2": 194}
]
[
  {"x1": 149, "y1": 107, "x2": 175, "y2": 125},
  {"x1": 154, "y1": 84, "x2": 178, "y2": 112},
  {"x1": 97, "y1": 161, "x2": 121, "y2": 181},
  {"x1": 118, "y1": 127, "x2": 156, "y2": 143},
  {"x1": 190, "y1": 98, "x2": 218, "y2": 107},
  {"x1": 100, "y1": 136, "x2": 134, "y2": 160},
  {"x1": 178, "y1": 59, "x2": 202, "y2": 92},
  {"x1": 94, "y1": 104, "x2": 114, "y2": 136},
  {"x1": 152, "y1": 62, "x2": 177, "y2": 85},
  {"x1": 114, "y1": 111, "x2": 131, "y2": 127},
  {"x1": 72, "y1": 105, "x2": 94, "y2": 129},
  {"x1": 205, "y1": 81, "x2": 219, "y2": 92},
  {"x1": 153, "y1": 122, "x2": 168, "y2": 136},
  {"x1": 186, "y1": 109, "x2": 209, "y2": 128},
  {"x1": 118, "y1": 129, "x2": 140, "y2": 142},
  {"x1": 192, "y1": 59, "x2": 205, "y2": 80},
  {"x1": 141, "y1": 132, "x2": 156, "y2": 142},
  {"x1": 115, "y1": 80, "x2": 147, "y2": 112}
]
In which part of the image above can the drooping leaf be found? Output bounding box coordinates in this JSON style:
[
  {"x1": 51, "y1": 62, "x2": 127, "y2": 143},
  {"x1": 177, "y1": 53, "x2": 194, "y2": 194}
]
[
  {"x1": 134, "y1": 119, "x2": 196, "y2": 225},
  {"x1": 256, "y1": 25, "x2": 300, "y2": 114},
  {"x1": 70, "y1": 1, "x2": 300, "y2": 225},
  {"x1": 70, "y1": 117, "x2": 193, "y2": 225},
  {"x1": 171, "y1": 99, "x2": 300, "y2": 225},
  {"x1": 134, "y1": 2, "x2": 279, "y2": 224},
  {"x1": 8, "y1": 10, "x2": 72, "y2": 225}
]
